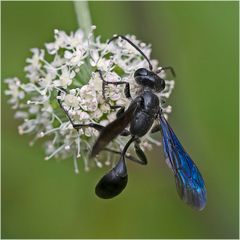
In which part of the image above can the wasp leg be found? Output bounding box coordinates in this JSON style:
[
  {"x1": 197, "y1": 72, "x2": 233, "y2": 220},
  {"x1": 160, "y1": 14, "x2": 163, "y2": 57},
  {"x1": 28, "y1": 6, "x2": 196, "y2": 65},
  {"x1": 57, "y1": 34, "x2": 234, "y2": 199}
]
[
  {"x1": 124, "y1": 83, "x2": 131, "y2": 99},
  {"x1": 95, "y1": 136, "x2": 136, "y2": 199},
  {"x1": 96, "y1": 69, "x2": 130, "y2": 120},
  {"x1": 156, "y1": 66, "x2": 176, "y2": 78},
  {"x1": 96, "y1": 70, "x2": 131, "y2": 127},
  {"x1": 108, "y1": 105, "x2": 125, "y2": 119},
  {"x1": 72, "y1": 123, "x2": 104, "y2": 131},
  {"x1": 116, "y1": 106, "x2": 125, "y2": 118},
  {"x1": 110, "y1": 106, "x2": 128, "y2": 129},
  {"x1": 106, "y1": 105, "x2": 130, "y2": 136},
  {"x1": 58, "y1": 89, "x2": 130, "y2": 136},
  {"x1": 103, "y1": 103, "x2": 124, "y2": 118},
  {"x1": 103, "y1": 146, "x2": 147, "y2": 165},
  {"x1": 133, "y1": 140, "x2": 148, "y2": 165},
  {"x1": 96, "y1": 69, "x2": 132, "y2": 99},
  {"x1": 151, "y1": 124, "x2": 161, "y2": 134},
  {"x1": 57, "y1": 89, "x2": 104, "y2": 131},
  {"x1": 103, "y1": 148, "x2": 139, "y2": 163}
]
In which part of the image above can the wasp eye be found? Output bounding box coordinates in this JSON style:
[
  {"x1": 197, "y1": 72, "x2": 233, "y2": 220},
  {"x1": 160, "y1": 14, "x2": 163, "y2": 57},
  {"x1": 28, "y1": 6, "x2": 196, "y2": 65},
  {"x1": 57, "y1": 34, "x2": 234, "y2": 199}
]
[
  {"x1": 154, "y1": 78, "x2": 165, "y2": 92},
  {"x1": 134, "y1": 68, "x2": 148, "y2": 78},
  {"x1": 160, "y1": 79, "x2": 165, "y2": 90}
]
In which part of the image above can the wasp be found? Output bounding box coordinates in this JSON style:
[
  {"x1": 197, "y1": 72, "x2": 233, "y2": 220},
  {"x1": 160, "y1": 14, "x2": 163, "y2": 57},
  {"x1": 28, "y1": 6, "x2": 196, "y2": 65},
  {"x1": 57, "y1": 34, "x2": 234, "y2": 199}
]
[{"x1": 58, "y1": 35, "x2": 207, "y2": 211}]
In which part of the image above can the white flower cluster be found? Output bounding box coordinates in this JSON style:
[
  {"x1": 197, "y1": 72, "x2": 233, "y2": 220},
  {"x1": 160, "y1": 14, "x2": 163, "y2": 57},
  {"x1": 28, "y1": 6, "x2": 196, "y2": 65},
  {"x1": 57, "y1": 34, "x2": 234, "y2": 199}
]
[{"x1": 4, "y1": 26, "x2": 174, "y2": 173}]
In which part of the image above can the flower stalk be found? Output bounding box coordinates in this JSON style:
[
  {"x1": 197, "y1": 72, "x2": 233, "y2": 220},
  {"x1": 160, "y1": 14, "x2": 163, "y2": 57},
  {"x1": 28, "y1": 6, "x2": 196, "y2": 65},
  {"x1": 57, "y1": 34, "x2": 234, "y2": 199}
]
[
  {"x1": 74, "y1": 1, "x2": 93, "y2": 83},
  {"x1": 74, "y1": 1, "x2": 92, "y2": 35}
]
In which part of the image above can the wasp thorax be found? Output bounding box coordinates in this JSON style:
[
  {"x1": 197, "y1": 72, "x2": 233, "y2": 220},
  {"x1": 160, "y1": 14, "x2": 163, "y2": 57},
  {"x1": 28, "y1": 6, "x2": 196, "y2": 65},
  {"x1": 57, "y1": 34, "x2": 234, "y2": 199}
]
[{"x1": 134, "y1": 68, "x2": 165, "y2": 92}]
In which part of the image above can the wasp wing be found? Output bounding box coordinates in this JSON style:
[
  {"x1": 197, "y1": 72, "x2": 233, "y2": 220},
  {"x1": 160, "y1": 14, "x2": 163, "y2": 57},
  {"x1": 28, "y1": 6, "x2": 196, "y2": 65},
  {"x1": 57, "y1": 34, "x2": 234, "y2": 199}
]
[
  {"x1": 90, "y1": 98, "x2": 141, "y2": 158},
  {"x1": 159, "y1": 114, "x2": 207, "y2": 210}
]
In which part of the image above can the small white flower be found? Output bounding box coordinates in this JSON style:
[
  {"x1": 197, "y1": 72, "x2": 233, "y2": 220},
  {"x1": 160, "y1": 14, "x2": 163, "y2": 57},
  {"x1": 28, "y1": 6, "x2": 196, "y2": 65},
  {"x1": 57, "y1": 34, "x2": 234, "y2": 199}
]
[
  {"x1": 64, "y1": 48, "x2": 85, "y2": 66},
  {"x1": 24, "y1": 49, "x2": 45, "y2": 82},
  {"x1": 64, "y1": 93, "x2": 80, "y2": 109},
  {"x1": 90, "y1": 108, "x2": 103, "y2": 119},
  {"x1": 89, "y1": 49, "x2": 112, "y2": 72},
  {"x1": 4, "y1": 78, "x2": 25, "y2": 108},
  {"x1": 78, "y1": 85, "x2": 98, "y2": 112},
  {"x1": 53, "y1": 66, "x2": 76, "y2": 87}
]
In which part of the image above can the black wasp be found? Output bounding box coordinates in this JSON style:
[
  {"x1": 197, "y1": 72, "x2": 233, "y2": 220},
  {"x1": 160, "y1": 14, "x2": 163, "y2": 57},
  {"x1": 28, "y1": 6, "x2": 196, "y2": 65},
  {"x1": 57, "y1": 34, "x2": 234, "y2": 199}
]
[{"x1": 58, "y1": 35, "x2": 207, "y2": 211}]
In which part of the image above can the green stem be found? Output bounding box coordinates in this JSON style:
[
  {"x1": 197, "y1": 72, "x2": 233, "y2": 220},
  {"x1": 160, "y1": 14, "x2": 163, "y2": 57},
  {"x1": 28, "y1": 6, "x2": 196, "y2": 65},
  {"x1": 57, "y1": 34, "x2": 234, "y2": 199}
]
[
  {"x1": 73, "y1": 1, "x2": 92, "y2": 35},
  {"x1": 73, "y1": 1, "x2": 93, "y2": 84}
]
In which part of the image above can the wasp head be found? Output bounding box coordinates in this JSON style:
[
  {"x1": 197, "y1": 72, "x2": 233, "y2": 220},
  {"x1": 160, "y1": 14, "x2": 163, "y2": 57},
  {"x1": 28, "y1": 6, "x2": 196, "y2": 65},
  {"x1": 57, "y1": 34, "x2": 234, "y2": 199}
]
[{"x1": 134, "y1": 68, "x2": 165, "y2": 92}]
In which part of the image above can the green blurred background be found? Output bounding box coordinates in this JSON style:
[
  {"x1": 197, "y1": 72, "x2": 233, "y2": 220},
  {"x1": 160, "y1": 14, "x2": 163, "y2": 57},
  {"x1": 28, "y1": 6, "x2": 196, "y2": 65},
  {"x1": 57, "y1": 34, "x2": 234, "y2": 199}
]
[{"x1": 2, "y1": 1, "x2": 239, "y2": 239}]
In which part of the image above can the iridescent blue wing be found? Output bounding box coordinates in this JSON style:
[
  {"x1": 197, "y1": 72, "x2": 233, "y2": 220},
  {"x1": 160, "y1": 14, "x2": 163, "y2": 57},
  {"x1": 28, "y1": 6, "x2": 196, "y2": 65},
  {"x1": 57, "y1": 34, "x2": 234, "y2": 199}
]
[{"x1": 159, "y1": 114, "x2": 207, "y2": 210}]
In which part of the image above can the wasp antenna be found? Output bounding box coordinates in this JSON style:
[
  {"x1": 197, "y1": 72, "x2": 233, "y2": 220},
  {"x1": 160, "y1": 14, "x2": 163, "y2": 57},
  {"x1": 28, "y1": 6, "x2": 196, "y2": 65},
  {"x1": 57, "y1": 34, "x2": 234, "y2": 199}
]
[
  {"x1": 108, "y1": 35, "x2": 153, "y2": 71},
  {"x1": 156, "y1": 66, "x2": 176, "y2": 78}
]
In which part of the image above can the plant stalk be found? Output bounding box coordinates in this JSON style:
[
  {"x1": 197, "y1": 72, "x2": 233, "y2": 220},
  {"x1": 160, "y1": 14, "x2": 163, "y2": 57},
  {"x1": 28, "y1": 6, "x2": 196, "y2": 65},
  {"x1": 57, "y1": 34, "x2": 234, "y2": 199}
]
[
  {"x1": 74, "y1": 1, "x2": 92, "y2": 35},
  {"x1": 73, "y1": 1, "x2": 93, "y2": 83}
]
